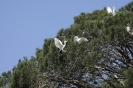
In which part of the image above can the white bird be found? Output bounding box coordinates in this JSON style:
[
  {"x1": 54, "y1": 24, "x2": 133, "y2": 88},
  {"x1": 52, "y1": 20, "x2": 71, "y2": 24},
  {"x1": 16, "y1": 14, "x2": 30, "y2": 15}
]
[
  {"x1": 126, "y1": 23, "x2": 133, "y2": 35},
  {"x1": 74, "y1": 36, "x2": 88, "y2": 44},
  {"x1": 106, "y1": 6, "x2": 116, "y2": 16},
  {"x1": 112, "y1": 6, "x2": 116, "y2": 16},
  {"x1": 54, "y1": 38, "x2": 67, "y2": 52},
  {"x1": 126, "y1": 23, "x2": 130, "y2": 32}
]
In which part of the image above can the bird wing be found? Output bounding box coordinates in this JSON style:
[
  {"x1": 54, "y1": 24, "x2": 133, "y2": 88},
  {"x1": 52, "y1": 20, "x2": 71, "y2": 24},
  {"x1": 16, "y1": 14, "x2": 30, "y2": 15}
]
[
  {"x1": 107, "y1": 7, "x2": 112, "y2": 13},
  {"x1": 54, "y1": 38, "x2": 63, "y2": 49},
  {"x1": 79, "y1": 37, "x2": 88, "y2": 42}
]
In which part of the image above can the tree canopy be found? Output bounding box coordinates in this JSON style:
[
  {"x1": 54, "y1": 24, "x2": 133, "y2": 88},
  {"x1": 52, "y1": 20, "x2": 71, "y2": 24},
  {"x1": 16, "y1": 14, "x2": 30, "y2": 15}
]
[{"x1": 1, "y1": 1, "x2": 133, "y2": 88}]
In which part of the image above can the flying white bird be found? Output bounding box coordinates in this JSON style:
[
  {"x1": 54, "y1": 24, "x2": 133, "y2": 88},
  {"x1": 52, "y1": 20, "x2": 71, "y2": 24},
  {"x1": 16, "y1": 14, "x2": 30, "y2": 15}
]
[
  {"x1": 74, "y1": 36, "x2": 88, "y2": 44},
  {"x1": 54, "y1": 38, "x2": 67, "y2": 52},
  {"x1": 106, "y1": 6, "x2": 116, "y2": 16}
]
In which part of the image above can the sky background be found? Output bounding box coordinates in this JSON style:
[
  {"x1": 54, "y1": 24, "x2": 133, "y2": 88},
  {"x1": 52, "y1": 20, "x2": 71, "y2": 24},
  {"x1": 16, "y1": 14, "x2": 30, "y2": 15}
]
[{"x1": 0, "y1": 0, "x2": 132, "y2": 74}]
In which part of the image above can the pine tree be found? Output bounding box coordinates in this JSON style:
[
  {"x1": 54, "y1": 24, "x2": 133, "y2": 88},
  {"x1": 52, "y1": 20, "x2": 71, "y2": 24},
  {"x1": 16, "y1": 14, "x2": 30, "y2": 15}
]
[
  {"x1": 0, "y1": 71, "x2": 11, "y2": 88},
  {"x1": 9, "y1": 57, "x2": 39, "y2": 88},
  {"x1": 0, "y1": 1, "x2": 133, "y2": 88}
]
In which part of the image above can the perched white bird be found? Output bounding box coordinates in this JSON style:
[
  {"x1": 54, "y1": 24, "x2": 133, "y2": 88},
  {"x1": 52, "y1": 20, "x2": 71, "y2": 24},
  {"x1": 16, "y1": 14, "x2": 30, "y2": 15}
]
[
  {"x1": 54, "y1": 38, "x2": 67, "y2": 52},
  {"x1": 106, "y1": 6, "x2": 116, "y2": 16},
  {"x1": 126, "y1": 23, "x2": 130, "y2": 32},
  {"x1": 126, "y1": 23, "x2": 133, "y2": 35},
  {"x1": 74, "y1": 36, "x2": 88, "y2": 44}
]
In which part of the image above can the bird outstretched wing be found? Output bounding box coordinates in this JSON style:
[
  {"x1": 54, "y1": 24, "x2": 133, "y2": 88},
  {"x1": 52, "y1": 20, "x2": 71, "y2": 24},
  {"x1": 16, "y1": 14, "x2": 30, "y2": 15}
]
[
  {"x1": 106, "y1": 7, "x2": 112, "y2": 13},
  {"x1": 54, "y1": 38, "x2": 63, "y2": 49},
  {"x1": 79, "y1": 37, "x2": 88, "y2": 42}
]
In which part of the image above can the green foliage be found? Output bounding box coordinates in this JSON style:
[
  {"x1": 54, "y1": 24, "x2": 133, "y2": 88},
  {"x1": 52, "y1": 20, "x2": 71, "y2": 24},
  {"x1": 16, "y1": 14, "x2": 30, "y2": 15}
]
[
  {"x1": 1, "y1": 1, "x2": 133, "y2": 88},
  {"x1": 119, "y1": 1, "x2": 133, "y2": 12},
  {"x1": 124, "y1": 68, "x2": 133, "y2": 88},
  {"x1": 0, "y1": 71, "x2": 11, "y2": 88},
  {"x1": 9, "y1": 57, "x2": 38, "y2": 88}
]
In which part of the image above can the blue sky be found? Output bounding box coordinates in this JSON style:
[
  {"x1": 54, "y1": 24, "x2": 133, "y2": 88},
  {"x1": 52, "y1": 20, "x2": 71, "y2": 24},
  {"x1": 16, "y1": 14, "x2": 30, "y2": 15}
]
[{"x1": 0, "y1": 0, "x2": 132, "y2": 74}]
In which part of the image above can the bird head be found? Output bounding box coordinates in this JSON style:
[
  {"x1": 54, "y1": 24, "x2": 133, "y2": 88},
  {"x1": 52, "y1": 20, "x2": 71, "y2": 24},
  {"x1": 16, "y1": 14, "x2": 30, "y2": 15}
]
[
  {"x1": 74, "y1": 36, "x2": 79, "y2": 42},
  {"x1": 64, "y1": 40, "x2": 67, "y2": 43},
  {"x1": 74, "y1": 36, "x2": 78, "y2": 39}
]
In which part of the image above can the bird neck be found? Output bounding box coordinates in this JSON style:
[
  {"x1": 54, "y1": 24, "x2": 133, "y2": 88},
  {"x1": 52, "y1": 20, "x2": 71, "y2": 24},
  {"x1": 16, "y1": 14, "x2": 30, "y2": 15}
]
[
  {"x1": 61, "y1": 42, "x2": 66, "y2": 50},
  {"x1": 63, "y1": 42, "x2": 66, "y2": 46},
  {"x1": 112, "y1": 7, "x2": 115, "y2": 12}
]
